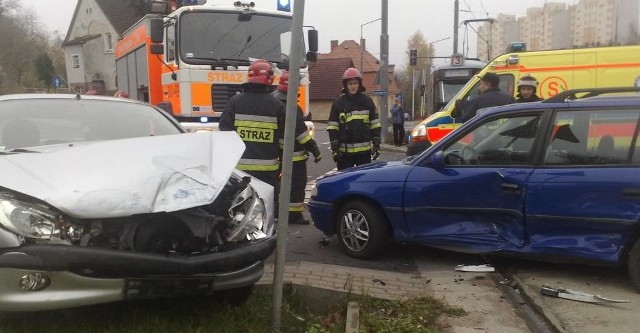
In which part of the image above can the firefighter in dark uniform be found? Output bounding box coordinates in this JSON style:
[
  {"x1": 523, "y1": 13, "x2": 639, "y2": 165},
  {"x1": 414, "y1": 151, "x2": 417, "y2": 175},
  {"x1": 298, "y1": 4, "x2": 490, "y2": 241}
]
[
  {"x1": 219, "y1": 59, "x2": 285, "y2": 193},
  {"x1": 327, "y1": 68, "x2": 381, "y2": 170},
  {"x1": 271, "y1": 71, "x2": 322, "y2": 224}
]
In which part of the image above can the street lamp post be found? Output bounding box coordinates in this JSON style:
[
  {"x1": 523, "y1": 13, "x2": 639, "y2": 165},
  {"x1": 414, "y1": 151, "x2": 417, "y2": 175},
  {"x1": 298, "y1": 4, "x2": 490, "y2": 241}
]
[{"x1": 360, "y1": 17, "x2": 381, "y2": 74}]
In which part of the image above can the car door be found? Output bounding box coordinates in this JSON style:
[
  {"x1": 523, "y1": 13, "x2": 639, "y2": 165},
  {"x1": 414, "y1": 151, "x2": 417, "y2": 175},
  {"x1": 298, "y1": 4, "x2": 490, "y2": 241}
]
[
  {"x1": 404, "y1": 111, "x2": 543, "y2": 251},
  {"x1": 527, "y1": 107, "x2": 640, "y2": 262}
]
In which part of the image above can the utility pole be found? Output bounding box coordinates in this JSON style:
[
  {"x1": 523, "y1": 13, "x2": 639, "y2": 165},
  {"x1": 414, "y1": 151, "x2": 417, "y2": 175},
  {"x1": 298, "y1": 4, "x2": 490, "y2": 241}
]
[
  {"x1": 453, "y1": 0, "x2": 459, "y2": 54},
  {"x1": 272, "y1": 0, "x2": 305, "y2": 330},
  {"x1": 380, "y1": 0, "x2": 389, "y2": 143}
]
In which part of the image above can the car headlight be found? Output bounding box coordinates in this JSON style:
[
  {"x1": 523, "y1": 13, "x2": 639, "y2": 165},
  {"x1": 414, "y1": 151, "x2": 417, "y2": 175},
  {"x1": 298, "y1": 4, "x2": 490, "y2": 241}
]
[
  {"x1": 0, "y1": 195, "x2": 59, "y2": 240},
  {"x1": 310, "y1": 183, "x2": 318, "y2": 198},
  {"x1": 226, "y1": 186, "x2": 269, "y2": 242}
]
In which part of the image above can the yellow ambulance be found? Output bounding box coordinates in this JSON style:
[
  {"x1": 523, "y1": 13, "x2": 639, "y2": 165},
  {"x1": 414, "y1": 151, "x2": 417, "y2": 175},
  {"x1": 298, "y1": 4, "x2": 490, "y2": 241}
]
[{"x1": 406, "y1": 44, "x2": 640, "y2": 155}]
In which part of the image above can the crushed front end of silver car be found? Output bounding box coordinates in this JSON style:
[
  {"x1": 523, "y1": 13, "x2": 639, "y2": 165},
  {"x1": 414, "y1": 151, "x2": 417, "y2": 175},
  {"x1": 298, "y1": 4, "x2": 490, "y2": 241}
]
[{"x1": 0, "y1": 132, "x2": 276, "y2": 311}]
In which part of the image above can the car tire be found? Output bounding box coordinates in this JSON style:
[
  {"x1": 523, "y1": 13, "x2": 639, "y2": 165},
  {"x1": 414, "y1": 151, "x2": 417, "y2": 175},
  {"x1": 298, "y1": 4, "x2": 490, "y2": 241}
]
[
  {"x1": 336, "y1": 200, "x2": 389, "y2": 259},
  {"x1": 628, "y1": 240, "x2": 640, "y2": 292}
]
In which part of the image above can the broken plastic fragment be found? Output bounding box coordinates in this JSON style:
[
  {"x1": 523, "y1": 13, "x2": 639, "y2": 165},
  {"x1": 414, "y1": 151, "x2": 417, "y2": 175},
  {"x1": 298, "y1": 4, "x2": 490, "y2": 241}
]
[
  {"x1": 540, "y1": 284, "x2": 630, "y2": 304},
  {"x1": 455, "y1": 264, "x2": 495, "y2": 272}
]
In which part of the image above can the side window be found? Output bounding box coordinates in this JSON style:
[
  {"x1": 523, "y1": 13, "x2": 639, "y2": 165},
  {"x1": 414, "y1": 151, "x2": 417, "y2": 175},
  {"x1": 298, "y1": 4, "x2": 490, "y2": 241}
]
[
  {"x1": 464, "y1": 74, "x2": 515, "y2": 101},
  {"x1": 544, "y1": 109, "x2": 640, "y2": 166},
  {"x1": 167, "y1": 24, "x2": 176, "y2": 63},
  {"x1": 442, "y1": 114, "x2": 541, "y2": 166},
  {"x1": 498, "y1": 74, "x2": 515, "y2": 97},
  {"x1": 103, "y1": 32, "x2": 114, "y2": 53},
  {"x1": 72, "y1": 54, "x2": 80, "y2": 69}
]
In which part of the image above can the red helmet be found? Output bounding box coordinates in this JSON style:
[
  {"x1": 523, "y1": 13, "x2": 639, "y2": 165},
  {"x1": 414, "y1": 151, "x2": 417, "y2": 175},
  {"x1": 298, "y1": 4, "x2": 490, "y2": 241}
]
[
  {"x1": 277, "y1": 71, "x2": 289, "y2": 92},
  {"x1": 342, "y1": 68, "x2": 362, "y2": 81},
  {"x1": 247, "y1": 59, "x2": 274, "y2": 85}
]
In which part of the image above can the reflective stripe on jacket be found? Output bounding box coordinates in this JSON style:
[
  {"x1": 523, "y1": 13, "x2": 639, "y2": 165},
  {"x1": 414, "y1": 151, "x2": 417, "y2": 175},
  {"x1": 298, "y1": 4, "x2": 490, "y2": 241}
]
[{"x1": 219, "y1": 83, "x2": 285, "y2": 172}]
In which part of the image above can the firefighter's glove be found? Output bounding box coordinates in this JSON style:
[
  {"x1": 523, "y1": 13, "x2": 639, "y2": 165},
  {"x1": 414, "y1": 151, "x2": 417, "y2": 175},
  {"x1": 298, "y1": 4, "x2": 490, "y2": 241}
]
[
  {"x1": 311, "y1": 146, "x2": 322, "y2": 163},
  {"x1": 330, "y1": 140, "x2": 340, "y2": 152},
  {"x1": 371, "y1": 137, "x2": 381, "y2": 160},
  {"x1": 332, "y1": 150, "x2": 342, "y2": 162},
  {"x1": 371, "y1": 146, "x2": 380, "y2": 160}
]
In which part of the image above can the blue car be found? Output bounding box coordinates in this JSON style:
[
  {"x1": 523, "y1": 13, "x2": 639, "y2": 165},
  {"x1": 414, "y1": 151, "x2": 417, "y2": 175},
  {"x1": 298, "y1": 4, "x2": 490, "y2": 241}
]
[{"x1": 308, "y1": 88, "x2": 640, "y2": 291}]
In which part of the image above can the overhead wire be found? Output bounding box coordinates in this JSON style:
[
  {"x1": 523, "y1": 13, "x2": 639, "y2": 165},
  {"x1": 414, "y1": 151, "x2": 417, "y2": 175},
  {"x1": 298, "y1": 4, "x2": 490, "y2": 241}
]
[{"x1": 478, "y1": 0, "x2": 490, "y2": 18}]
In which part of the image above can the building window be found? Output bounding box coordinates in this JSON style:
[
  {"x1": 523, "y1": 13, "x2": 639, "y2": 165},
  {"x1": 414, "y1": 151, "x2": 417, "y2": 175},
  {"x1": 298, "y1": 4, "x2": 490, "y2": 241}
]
[
  {"x1": 72, "y1": 54, "x2": 80, "y2": 68},
  {"x1": 104, "y1": 33, "x2": 114, "y2": 53}
]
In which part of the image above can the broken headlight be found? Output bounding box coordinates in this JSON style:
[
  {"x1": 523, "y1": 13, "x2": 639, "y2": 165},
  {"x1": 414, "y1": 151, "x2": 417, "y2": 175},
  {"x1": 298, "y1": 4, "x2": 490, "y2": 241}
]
[
  {"x1": 225, "y1": 186, "x2": 268, "y2": 242},
  {"x1": 0, "y1": 195, "x2": 60, "y2": 240}
]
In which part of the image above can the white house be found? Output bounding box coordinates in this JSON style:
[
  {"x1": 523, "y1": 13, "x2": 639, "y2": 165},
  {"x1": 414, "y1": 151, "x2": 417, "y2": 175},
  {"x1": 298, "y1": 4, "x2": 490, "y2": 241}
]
[{"x1": 62, "y1": 0, "x2": 148, "y2": 95}]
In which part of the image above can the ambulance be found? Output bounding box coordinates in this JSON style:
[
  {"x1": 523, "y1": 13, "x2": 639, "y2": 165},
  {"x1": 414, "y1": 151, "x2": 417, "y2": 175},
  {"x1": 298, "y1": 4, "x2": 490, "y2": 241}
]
[
  {"x1": 407, "y1": 44, "x2": 640, "y2": 155},
  {"x1": 114, "y1": 1, "x2": 317, "y2": 133}
]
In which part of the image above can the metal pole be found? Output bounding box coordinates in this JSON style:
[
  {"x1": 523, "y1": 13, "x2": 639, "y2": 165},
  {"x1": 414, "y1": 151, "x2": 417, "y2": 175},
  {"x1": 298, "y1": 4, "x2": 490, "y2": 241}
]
[
  {"x1": 411, "y1": 71, "x2": 415, "y2": 120},
  {"x1": 271, "y1": 0, "x2": 305, "y2": 330},
  {"x1": 453, "y1": 0, "x2": 459, "y2": 54},
  {"x1": 360, "y1": 18, "x2": 381, "y2": 78},
  {"x1": 379, "y1": 0, "x2": 389, "y2": 143},
  {"x1": 421, "y1": 67, "x2": 426, "y2": 118}
]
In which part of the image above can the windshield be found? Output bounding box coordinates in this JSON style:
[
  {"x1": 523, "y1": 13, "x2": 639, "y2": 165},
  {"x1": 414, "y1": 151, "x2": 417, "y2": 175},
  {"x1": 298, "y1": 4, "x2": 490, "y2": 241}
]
[
  {"x1": 0, "y1": 98, "x2": 181, "y2": 151},
  {"x1": 436, "y1": 81, "x2": 467, "y2": 105},
  {"x1": 179, "y1": 11, "x2": 292, "y2": 65}
]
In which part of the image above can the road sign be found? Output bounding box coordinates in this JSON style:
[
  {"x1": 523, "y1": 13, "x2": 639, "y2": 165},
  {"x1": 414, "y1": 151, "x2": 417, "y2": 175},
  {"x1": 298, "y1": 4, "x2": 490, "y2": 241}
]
[
  {"x1": 52, "y1": 77, "x2": 62, "y2": 88},
  {"x1": 372, "y1": 90, "x2": 387, "y2": 96}
]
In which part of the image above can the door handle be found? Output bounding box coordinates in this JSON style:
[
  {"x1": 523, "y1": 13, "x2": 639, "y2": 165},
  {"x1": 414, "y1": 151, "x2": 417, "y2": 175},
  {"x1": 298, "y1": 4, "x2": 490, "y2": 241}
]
[
  {"x1": 500, "y1": 182, "x2": 520, "y2": 192},
  {"x1": 622, "y1": 188, "x2": 640, "y2": 199}
]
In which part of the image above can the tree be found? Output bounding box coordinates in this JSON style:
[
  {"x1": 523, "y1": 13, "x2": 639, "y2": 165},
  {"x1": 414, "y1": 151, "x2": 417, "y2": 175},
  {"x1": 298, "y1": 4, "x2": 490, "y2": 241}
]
[
  {"x1": 35, "y1": 53, "x2": 55, "y2": 91},
  {"x1": 400, "y1": 31, "x2": 436, "y2": 120}
]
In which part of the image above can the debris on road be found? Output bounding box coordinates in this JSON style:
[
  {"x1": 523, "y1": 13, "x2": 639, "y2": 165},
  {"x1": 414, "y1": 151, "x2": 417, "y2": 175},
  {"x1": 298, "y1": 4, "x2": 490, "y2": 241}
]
[
  {"x1": 455, "y1": 264, "x2": 495, "y2": 272},
  {"x1": 319, "y1": 237, "x2": 331, "y2": 247},
  {"x1": 540, "y1": 285, "x2": 630, "y2": 304},
  {"x1": 372, "y1": 278, "x2": 386, "y2": 286}
]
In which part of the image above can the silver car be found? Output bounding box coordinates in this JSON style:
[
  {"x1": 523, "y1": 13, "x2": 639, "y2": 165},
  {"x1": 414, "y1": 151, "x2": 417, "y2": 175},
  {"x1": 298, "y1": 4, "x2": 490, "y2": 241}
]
[{"x1": 0, "y1": 94, "x2": 276, "y2": 311}]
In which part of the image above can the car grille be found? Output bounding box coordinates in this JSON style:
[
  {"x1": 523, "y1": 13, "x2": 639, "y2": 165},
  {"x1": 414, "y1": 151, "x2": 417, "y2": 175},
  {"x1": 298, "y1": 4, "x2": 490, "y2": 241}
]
[
  {"x1": 123, "y1": 277, "x2": 215, "y2": 300},
  {"x1": 211, "y1": 84, "x2": 243, "y2": 113}
]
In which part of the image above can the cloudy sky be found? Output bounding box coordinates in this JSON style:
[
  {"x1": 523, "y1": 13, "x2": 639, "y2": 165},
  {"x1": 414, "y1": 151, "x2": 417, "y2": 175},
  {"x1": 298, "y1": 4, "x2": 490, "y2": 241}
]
[{"x1": 19, "y1": 0, "x2": 620, "y2": 68}]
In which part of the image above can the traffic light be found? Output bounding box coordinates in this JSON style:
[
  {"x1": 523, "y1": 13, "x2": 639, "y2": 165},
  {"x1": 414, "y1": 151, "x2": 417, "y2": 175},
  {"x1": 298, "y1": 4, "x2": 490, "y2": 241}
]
[
  {"x1": 277, "y1": 0, "x2": 291, "y2": 12},
  {"x1": 409, "y1": 49, "x2": 417, "y2": 66}
]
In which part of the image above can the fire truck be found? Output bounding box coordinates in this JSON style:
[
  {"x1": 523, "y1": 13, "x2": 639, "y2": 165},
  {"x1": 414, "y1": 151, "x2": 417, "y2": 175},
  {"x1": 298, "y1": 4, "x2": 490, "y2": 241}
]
[{"x1": 114, "y1": 1, "x2": 317, "y2": 132}]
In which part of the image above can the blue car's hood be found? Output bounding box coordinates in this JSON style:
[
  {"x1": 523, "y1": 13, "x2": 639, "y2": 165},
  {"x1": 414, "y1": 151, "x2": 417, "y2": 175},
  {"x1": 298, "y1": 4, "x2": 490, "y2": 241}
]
[{"x1": 317, "y1": 160, "x2": 411, "y2": 184}]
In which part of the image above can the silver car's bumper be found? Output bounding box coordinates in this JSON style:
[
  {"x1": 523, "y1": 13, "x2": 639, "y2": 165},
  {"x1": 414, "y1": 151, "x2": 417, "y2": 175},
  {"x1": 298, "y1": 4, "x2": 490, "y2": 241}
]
[{"x1": 0, "y1": 260, "x2": 264, "y2": 312}]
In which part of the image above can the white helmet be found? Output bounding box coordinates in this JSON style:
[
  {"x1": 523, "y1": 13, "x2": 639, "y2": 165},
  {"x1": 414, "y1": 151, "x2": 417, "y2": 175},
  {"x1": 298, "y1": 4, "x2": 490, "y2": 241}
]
[{"x1": 518, "y1": 74, "x2": 538, "y2": 88}]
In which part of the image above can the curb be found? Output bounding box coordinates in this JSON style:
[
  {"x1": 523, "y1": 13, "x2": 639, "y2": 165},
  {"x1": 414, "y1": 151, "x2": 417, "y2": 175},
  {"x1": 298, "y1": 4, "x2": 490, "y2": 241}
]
[
  {"x1": 490, "y1": 264, "x2": 568, "y2": 333},
  {"x1": 508, "y1": 274, "x2": 569, "y2": 333},
  {"x1": 380, "y1": 144, "x2": 407, "y2": 154}
]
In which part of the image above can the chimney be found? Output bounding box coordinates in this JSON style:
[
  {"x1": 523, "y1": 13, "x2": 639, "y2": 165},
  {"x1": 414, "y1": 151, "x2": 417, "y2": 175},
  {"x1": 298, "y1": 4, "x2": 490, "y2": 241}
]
[
  {"x1": 360, "y1": 38, "x2": 366, "y2": 51},
  {"x1": 330, "y1": 40, "x2": 339, "y2": 51}
]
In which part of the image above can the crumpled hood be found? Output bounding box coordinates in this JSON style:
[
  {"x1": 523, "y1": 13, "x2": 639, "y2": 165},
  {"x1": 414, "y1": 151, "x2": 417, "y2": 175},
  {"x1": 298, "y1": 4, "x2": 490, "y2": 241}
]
[{"x1": 0, "y1": 132, "x2": 245, "y2": 218}]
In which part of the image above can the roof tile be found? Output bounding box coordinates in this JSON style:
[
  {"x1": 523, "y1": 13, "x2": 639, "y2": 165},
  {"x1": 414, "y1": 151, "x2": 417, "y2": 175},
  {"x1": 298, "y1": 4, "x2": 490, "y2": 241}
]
[{"x1": 308, "y1": 58, "x2": 353, "y2": 100}]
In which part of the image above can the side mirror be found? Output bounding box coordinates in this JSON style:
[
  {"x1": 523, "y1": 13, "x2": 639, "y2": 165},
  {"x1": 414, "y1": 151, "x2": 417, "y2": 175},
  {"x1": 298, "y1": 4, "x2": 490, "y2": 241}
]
[
  {"x1": 307, "y1": 29, "x2": 318, "y2": 53},
  {"x1": 306, "y1": 51, "x2": 317, "y2": 62},
  {"x1": 150, "y1": 44, "x2": 164, "y2": 55},
  {"x1": 149, "y1": 18, "x2": 164, "y2": 44},
  {"x1": 430, "y1": 151, "x2": 445, "y2": 167}
]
